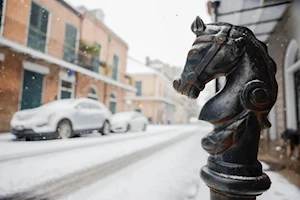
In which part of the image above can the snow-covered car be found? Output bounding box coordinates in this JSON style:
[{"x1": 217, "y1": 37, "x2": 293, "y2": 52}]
[
  {"x1": 110, "y1": 111, "x2": 148, "y2": 133},
  {"x1": 10, "y1": 98, "x2": 112, "y2": 140}
]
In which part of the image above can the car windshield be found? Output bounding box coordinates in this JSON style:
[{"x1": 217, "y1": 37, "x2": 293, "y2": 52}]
[{"x1": 111, "y1": 112, "x2": 134, "y2": 120}]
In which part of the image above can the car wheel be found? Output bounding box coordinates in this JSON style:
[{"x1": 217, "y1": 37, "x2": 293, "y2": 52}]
[
  {"x1": 142, "y1": 124, "x2": 147, "y2": 131},
  {"x1": 57, "y1": 120, "x2": 73, "y2": 139},
  {"x1": 100, "y1": 121, "x2": 110, "y2": 135},
  {"x1": 126, "y1": 124, "x2": 131, "y2": 132}
]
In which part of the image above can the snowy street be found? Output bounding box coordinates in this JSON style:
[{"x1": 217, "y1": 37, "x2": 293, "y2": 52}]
[{"x1": 0, "y1": 124, "x2": 299, "y2": 200}]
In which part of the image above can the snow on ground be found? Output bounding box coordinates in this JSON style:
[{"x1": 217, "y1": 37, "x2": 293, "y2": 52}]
[
  {"x1": 0, "y1": 125, "x2": 201, "y2": 195},
  {"x1": 0, "y1": 133, "x2": 15, "y2": 141},
  {"x1": 259, "y1": 171, "x2": 300, "y2": 200},
  {"x1": 0, "y1": 125, "x2": 177, "y2": 159},
  {"x1": 0, "y1": 123, "x2": 299, "y2": 199},
  {"x1": 62, "y1": 126, "x2": 209, "y2": 200},
  {"x1": 63, "y1": 130, "x2": 300, "y2": 200}
]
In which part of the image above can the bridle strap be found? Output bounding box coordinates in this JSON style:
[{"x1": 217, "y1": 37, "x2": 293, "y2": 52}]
[{"x1": 187, "y1": 27, "x2": 231, "y2": 84}]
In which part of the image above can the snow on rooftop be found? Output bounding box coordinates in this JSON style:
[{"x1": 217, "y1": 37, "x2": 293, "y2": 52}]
[
  {"x1": 126, "y1": 57, "x2": 158, "y2": 75},
  {"x1": 126, "y1": 57, "x2": 171, "y2": 82}
]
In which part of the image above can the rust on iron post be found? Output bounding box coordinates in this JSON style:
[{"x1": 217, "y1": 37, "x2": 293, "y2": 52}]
[{"x1": 173, "y1": 16, "x2": 277, "y2": 200}]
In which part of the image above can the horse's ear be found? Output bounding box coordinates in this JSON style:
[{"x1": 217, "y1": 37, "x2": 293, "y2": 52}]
[{"x1": 191, "y1": 16, "x2": 206, "y2": 36}]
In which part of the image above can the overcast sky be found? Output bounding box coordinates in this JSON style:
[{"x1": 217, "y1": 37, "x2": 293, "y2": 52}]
[
  {"x1": 66, "y1": 0, "x2": 211, "y2": 67},
  {"x1": 66, "y1": 0, "x2": 214, "y2": 107}
]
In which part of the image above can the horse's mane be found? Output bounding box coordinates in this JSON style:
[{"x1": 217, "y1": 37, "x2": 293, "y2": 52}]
[
  {"x1": 231, "y1": 25, "x2": 277, "y2": 76},
  {"x1": 207, "y1": 22, "x2": 276, "y2": 76}
]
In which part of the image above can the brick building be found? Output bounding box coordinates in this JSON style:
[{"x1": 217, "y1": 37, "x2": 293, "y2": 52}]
[
  {"x1": 126, "y1": 57, "x2": 176, "y2": 124},
  {"x1": 0, "y1": 0, "x2": 135, "y2": 132},
  {"x1": 145, "y1": 57, "x2": 200, "y2": 123}
]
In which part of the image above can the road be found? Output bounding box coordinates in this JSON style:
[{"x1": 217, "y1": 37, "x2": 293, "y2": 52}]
[{"x1": 0, "y1": 124, "x2": 299, "y2": 200}]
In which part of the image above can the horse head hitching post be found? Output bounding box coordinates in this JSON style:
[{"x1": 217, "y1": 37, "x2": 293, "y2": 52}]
[{"x1": 173, "y1": 16, "x2": 278, "y2": 200}]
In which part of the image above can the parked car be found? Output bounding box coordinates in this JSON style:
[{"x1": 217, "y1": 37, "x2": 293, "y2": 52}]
[
  {"x1": 110, "y1": 111, "x2": 148, "y2": 133},
  {"x1": 10, "y1": 98, "x2": 112, "y2": 140}
]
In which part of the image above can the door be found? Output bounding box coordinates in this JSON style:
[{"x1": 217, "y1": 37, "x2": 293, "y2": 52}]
[
  {"x1": 109, "y1": 101, "x2": 116, "y2": 114},
  {"x1": 21, "y1": 70, "x2": 44, "y2": 110},
  {"x1": 294, "y1": 70, "x2": 300, "y2": 129},
  {"x1": 131, "y1": 112, "x2": 141, "y2": 130},
  {"x1": 88, "y1": 102, "x2": 105, "y2": 129},
  {"x1": 73, "y1": 102, "x2": 92, "y2": 130}
]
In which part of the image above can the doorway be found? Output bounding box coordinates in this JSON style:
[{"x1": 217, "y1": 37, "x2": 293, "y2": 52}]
[{"x1": 21, "y1": 70, "x2": 44, "y2": 110}]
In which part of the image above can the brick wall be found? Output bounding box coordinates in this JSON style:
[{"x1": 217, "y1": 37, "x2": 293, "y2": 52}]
[
  {"x1": 0, "y1": 49, "x2": 62, "y2": 132},
  {"x1": 0, "y1": 49, "x2": 23, "y2": 131},
  {"x1": 80, "y1": 15, "x2": 128, "y2": 84},
  {"x1": 131, "y1": 100, "x2": 159, "y2": 123},
  {"x1": 3, "y1": 0, "x2": 81, "y2": 59}
]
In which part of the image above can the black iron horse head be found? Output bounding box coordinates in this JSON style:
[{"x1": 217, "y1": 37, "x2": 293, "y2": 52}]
[
  {"x1": 174, "y1": 16, "x2": 278, "y2": 198},
  {"x1": 174, "y1": 16, "x2": 277, "y2": 131}
]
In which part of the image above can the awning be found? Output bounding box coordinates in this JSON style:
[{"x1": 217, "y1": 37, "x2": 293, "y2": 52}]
[{"x1": 215, "y1": 0, "x2": 291, "y2": 42}]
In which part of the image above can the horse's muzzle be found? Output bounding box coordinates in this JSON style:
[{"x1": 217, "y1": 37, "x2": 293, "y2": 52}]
[{"x1": 173, "y1": 78, "x2": 202, "y2": 99}]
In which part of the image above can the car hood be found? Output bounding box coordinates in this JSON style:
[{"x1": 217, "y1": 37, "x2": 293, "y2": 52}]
[
  {"x1": 110, "y1": 118, "x2": 129, "y2": 125},
  {"x1": 13, "y1": 107, "x2": 67, "y2": 120}
]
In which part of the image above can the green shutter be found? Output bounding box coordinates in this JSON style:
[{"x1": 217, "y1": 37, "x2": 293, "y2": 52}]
[
  {"x1": 109, "y1": 101, "x2": 116, "y2": 114},
  {"x1": 21, "y1": 70, "x2": 44, "y2": 110},
  {"x1": 112, "y1": 55, "x2": 119, "y2": 80},
  {"x1": 63, "y1": 24, "x2": 77, "y2": 62},
  {"x1": 27, "y1": 2, "x2": 49, "y2": 52}
]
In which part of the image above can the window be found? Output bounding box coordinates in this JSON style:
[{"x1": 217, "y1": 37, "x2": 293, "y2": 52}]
[
  {"x1": 88, "y1": 86, "x2": 98, "y2": 100},
  {"x1": 89, "y1": 102, "x2": 101, "y2": 110},
  {"x1": 0, "y1": 0, "x2": 4, "y2": 28},
  {"x1": 132, "y1": 112, "x2": 141, "y2": 119},
  {"x1": 109, "y1": 93, "x2": 117, "y2": 114},
  {"x1": 112, "y1": 54, "x2": 119, "y2": 80},
  {"x1": 63, "y1": 24, "x2": 77, "y2": 62},
  {"x1": 91, "y1": 43, "x2": 101, "y2": 73},
  {"x1": 27, "y1": 1, "x2": 49, "y2": 52},
  {"x1": 135, "y1": 81, "x2": 142, "y2": 96},
  {"x1": 77, "y1": 102, "x2": 89, "y2": 109},
  {"x1": 59, "y1": 79, "x2": 75, "y2": 99}
]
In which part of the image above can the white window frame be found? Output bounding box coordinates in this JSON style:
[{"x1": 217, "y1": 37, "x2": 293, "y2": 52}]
[
  {"x1": 25, "y1": 0, "x2": 51, "y2": 54},
  {"x1": 23, "y1": 61, "x2": 50, "y2": 74},
  {"x1": 95, "y1": 42, "x2": 102, "y2": 60},
  {"x1": 109, "y1": 92, "x2": 117, "y2": 102},
  {"x1": 88, "y1": 85, "x2": 99, "y2": 99},
  {"x1": 18, "y1": 62, "x2": 49, "y2": 110},
  {"x1": 284, "y1": 39, "x2": 299, "y2": 131},
  {"x1": 112, "y1": 53, "x2": 120, "y2": 81},
  {"x1": 58, "y1": 70, "x2": 76, "y2": 99},
  {"x1": 64, "y1": 22, "x2": 79, "y2": 61},
  {"x1": 109, "y1": 92, "x2": 117, "y2": 114},
  {"x1": 0, "y1": 0, "x2": 7, "y2": 36}
]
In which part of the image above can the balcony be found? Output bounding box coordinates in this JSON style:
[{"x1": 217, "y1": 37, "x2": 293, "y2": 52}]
[{"x1": 63, "y1": 45, "x2": 105, "y2": 74}]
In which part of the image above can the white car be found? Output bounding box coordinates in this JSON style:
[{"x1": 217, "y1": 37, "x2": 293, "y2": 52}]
[
  {"x1": 110, "y1": 111, "x2": 148, "y2": 133},
  {"x1": 10, "y1": 98, "x2": 112, "y2": 140}
]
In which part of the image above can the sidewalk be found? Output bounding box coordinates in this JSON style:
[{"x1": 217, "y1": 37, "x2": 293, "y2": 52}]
[{"x1": 258, "y1": 139, "x2": 300, "y2": 188}]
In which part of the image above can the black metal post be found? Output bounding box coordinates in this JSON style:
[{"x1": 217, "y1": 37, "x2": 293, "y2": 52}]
[{"x1": 173, "y1": 16, "x2": 277, "y2": 200}]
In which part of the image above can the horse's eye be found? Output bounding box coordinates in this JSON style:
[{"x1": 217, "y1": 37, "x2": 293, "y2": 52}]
[{"x1": 188, "y1": 50, "x2": 198, "y2": 58}]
